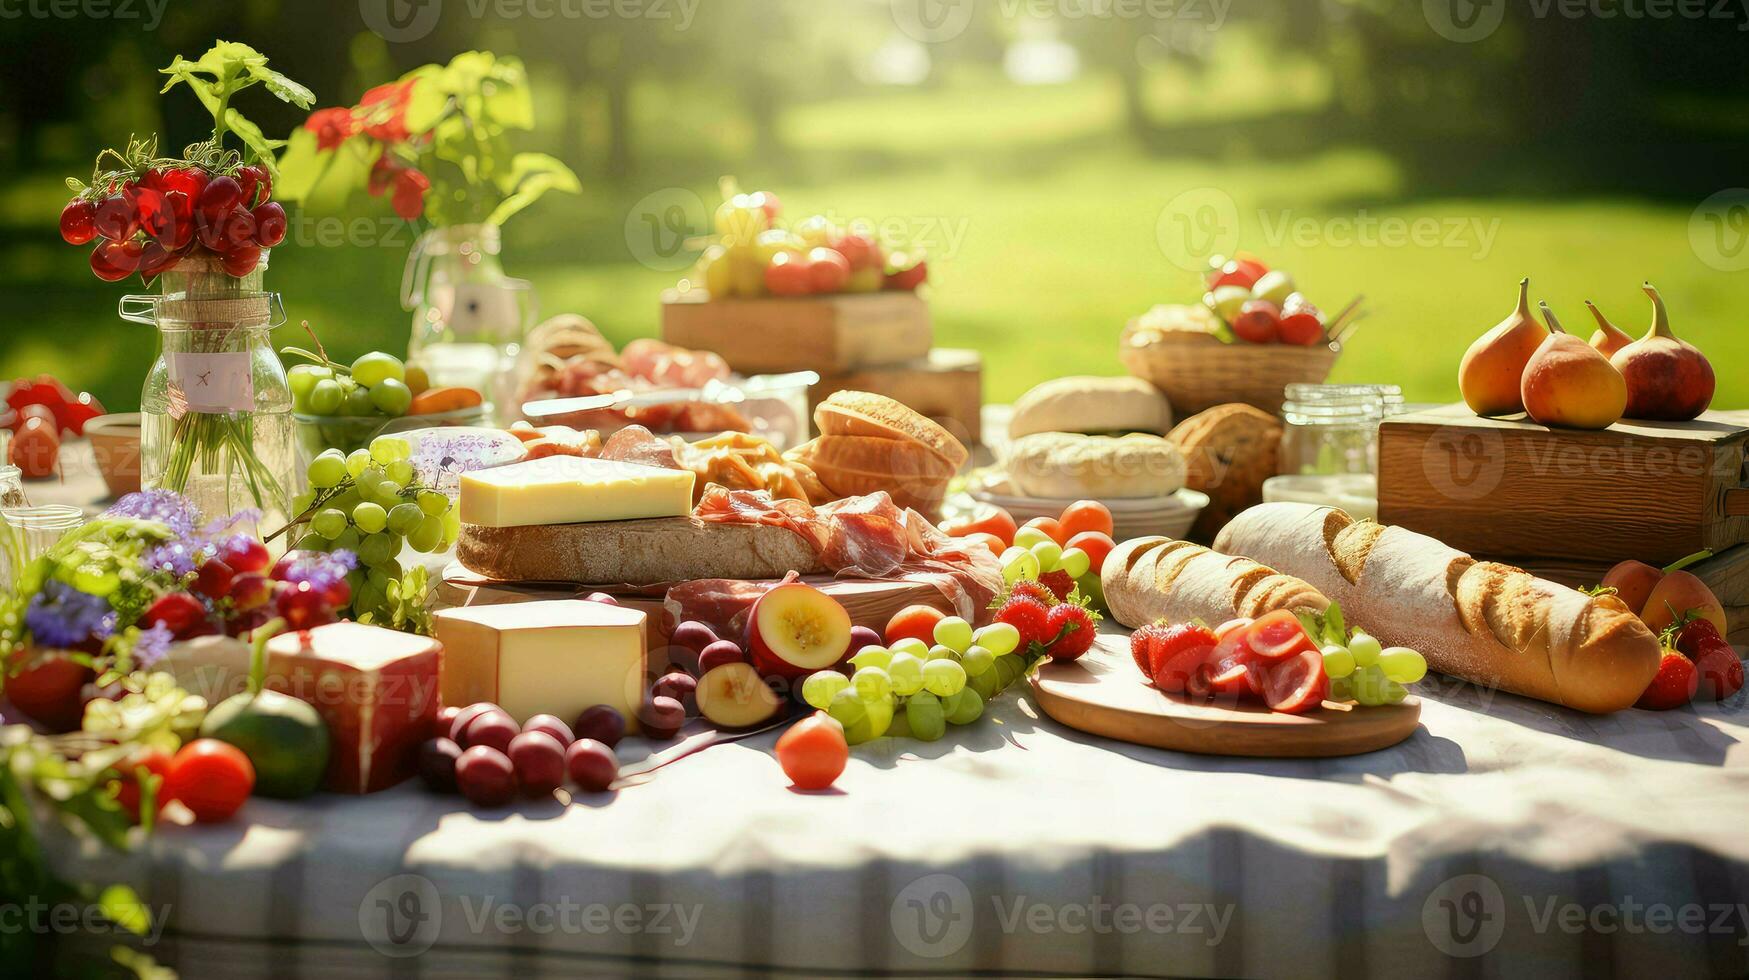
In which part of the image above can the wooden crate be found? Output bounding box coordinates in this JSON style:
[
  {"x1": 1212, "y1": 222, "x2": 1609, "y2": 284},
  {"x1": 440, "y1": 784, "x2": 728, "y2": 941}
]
[
  {"x1": 1379, "y1": 404, "x2": 1749, "y2": 567},
  {"x1": 810, "y1": 348, "x2": 983, "y2": 447},
  {"x1": 660, "y1": 290, "x2": 932, "y2": 374}
]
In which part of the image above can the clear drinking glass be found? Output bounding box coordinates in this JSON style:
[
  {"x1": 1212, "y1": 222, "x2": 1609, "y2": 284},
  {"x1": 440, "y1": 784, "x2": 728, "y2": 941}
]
[{"x1": 0, "y1": 505, "x2": 84, "y2": 592}]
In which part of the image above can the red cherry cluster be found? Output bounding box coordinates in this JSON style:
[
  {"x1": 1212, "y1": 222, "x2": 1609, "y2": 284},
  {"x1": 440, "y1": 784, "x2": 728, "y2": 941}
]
[
  {"x1": 139, "y1": 542, "x2": 350, "y2": 642},
  {"x1": 60, "y1": 162, "x2": 288, "y2": 283}
]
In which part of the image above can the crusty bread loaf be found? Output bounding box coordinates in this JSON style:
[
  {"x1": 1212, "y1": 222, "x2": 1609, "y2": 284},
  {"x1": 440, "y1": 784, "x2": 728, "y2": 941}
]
[
  {"x1": 1101, "y1": 535, "x2": 1328, "y2": 629},
  {"x1": 815, "y1": 390, "x2": 968, "y2": 471},
  {"x1": 458, "y1": 517, "x2": 824, "y2": 585},
  {"x1": 1005, "y1": 432, "x2": 1187, "y2": 499},
  {"x1": 1166, "y1": 404, "x2": 1281, "y2": 539},
  {"x1": 1008, "y1": 376, "x2": 1174, "y2": 438},
  {"x1": 1213, "y1": 503, "x2": 1662, "y2": 714}
]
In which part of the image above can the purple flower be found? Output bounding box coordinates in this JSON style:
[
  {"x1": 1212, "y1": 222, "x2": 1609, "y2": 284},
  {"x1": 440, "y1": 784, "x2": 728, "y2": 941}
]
[
  {"x1": 24, "y1": 581, "x2": 113, "y2": 648},
  {"x1": 105, "y1": 490, "x2": 202, "y2": 536},
  {"x1": 131, "y1": 623, "x2": 174, "y2": 669},
  {"x1": 201, "y1": 510, "x2": 260, "y2": 541},
  {"x1": 276, "y1": 550, "x2": 358, "y2": 594},
  {"x1": 142, "y1": 541, "x2": 199, "y2": 579}
]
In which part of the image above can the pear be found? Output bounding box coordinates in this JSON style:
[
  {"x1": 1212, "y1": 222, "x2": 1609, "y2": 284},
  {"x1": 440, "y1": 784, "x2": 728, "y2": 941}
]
[
  {"x1": 1459, "y1": 278, "x2": 1547, "y2": 416},
  {"x1": 1520, "y1": 302, "x2": 1626, "y2": 430},
  {"x1": 1611, "y1": 282, "x2": 1715, "y2": 421},
  {"x1": 1584, "y1": 301, "x2": 1634, "y2": 357}
]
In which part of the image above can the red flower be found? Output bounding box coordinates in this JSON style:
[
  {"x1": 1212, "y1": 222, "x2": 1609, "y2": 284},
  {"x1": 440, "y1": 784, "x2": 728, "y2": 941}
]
[
  {"x1": 368, "y1": 153, "x2": 399, "y2": 197},
  {"x1": 304, "y1": 107, "x2": 358, "y2": 151},
  {"x1": 391, "y1": 167, "x2": 430, "y2": 220},
  {"x1": 357, "y1": 79, "x2": 416, "y2": 144}
]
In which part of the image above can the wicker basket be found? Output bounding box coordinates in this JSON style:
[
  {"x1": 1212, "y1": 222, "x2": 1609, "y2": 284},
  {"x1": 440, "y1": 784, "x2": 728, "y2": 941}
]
[{"x1": 1119, "y1": 323, "x2": 1341, "y2": 417}]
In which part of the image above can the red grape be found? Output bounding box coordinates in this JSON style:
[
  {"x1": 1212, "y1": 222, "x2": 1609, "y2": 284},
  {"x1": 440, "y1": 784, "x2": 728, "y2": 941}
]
[
  {"x1": 228, "y1": 572, "x2": 272, "y2": 611},
  {"x1": 521, "y1": 713, "x2": 573, "y2": 746},
  {"x1": 193, "y1": 559, "x2": 235, "y2": 600},
  {"x1": 59, "y1": 199, "x2": 97, "y2": 245},
  {"x1": 198, "y1": 174, "x2": 243, "y2": 215},
  {"x1": 462, "y1": 710, "x2": 518, "y2": 753},
  {"x1": 564, "y1": 738, "x2": 618, "y2": 793},
  {"x1": 219, "y1": 536, "x2": 271, "y2": 574},
  {"x1": 651, "y1": 672, "x2": 698, "y2": 714},
  {"x1": 417, "y1": 737, "x2": 462, "y2": 793},
  {"x1": 639, "y1": 696, "x2": 685, "y2": 740},
  {"x1": 221, "y1": 243, "x2": 262, "y2": 277},
  {"x1": 220, "y1": 207, "x2": 256, "y2": 249},
  {"x1": 236, "y1": 164, "x2": 271, "y2": 207},
  {"x1": 697, "y1": 640, "x2": 745, "y2": 675},
  {"x1": 92, "y1": 193, "x2": 136, "y2": 240},
  {"x1": 507, "y1": 731, "x2": 566, "y2": 795},
  {"x1": 252, "y1": 202, "x2": 287, "y2": 247},
  {"x1": 448, "y1": 702, "x2": 499, "y2": 744},
  {"x1": 89, "y1": 239, "x2": 142, "y2": 282},
  {"x1": 571, "y1": 705, "x2": 626, "y2": 747},
  {"x1": 454, "y1": 746, "x2": 516, "y2": 807}
]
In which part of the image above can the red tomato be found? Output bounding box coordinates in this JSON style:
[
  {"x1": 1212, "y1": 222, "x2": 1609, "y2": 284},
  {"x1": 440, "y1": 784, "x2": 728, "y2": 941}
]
[
  {"x1": 1245, "y1": 610, "x2": 1315, "y2": 660},
  {"x1": 6, "y1": 652, "x2": 92, "y2": 731},
  {"x1": 775, "y1": 712, "x2": 849, "y2": 790},
  {"x1": 1058, "y1": 500, "x2": 1114, "y2": 540},
  {"x1": 162, "y1": 739, "x2": 255, "y2": 823},
  {"x1": 961, "y1": 532, "x2": 1008, "y2": 557},
  {"x1": 1064, "y1": 531, "x2": 1116, "y2": 575},
  {"x1": 1022, "y1": 516, "x2": 1067, "y2": 545},
  {"x1": 10, "y1": 415, "x2": 60, "y2": 479},
  {"x1": 885, "y1": 604, "x2": 945, "y2": 647},
  {"x1": 109, "y1": 747, "x2": 174, "y2": 822},
  {"x1": 807, "y1": 247, "x2": 851, "y2": 293},
  {"x1": 940, "y1": 505, "x2": 1017, "y2": 547},
  {"x1": 765, "y1": 251, "x2": 813, "y2": 296}
]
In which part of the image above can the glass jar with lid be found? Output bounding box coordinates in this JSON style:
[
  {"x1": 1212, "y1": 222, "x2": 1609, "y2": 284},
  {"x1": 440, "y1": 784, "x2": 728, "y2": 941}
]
[
  {"x1": 1279, "y1": 384, "x2": 1388, "y2": 476},
  {"x1": 0, "y1": 465, "x2": 28, "y2": 510},
  {"x1": 0, "y1": 504, "x2": 83, "y2": 592}
]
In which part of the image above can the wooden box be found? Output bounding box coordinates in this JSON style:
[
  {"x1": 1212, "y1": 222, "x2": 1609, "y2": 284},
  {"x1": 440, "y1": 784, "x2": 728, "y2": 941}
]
[
  {"x1": 660, "y1": 290, "x2": 932, "y2": 374},
  {"x1": 810, "y1": 348, "x2": 983, "y2": 447},
  {"x1": 1378, "y1": 404, "x2": 1749, "y2": 567}
]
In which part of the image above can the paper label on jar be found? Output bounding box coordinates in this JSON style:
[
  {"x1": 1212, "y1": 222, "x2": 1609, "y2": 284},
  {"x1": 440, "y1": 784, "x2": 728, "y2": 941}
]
[{"x1": 167, "y1": 352, "x2": 255, "y2": 415}]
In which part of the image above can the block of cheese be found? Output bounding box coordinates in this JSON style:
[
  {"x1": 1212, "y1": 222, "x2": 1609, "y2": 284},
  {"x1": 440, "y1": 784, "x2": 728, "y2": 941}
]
[
  {"x1": 458, "y1": 456, "x2": 696, "y2": 528},
  {"x1": 260, "y1": 623, "x2": 443, "y2": 794},
  {"x1": 435, "y1": 599, "x2": 649, "y2": 731}
]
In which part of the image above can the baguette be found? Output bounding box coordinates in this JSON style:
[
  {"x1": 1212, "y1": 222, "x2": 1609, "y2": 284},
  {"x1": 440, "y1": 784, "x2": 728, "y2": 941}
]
[
  {"x1": 1213, "y1": 503, "x2": 1661, "y2": 713},
  {"x1": 1100, "y1": 535, "x2": 1329, "y2": 629},
  {"x1": 458, "y1": 517, "x2": 825, "y2": 585}
]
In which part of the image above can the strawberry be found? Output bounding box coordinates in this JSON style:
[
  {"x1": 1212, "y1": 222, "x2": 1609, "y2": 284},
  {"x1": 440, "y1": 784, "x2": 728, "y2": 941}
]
[
  {"x1": 1006, "y1": 579, "x2": 1057, "y2": 608},
  {"x1": 1674, "y1": 619, "x2": 1726, "y2": 658},
  {"x1": 1144, "y1": 623, "x2": 1219, "y2": 692},
  {"x1": 1130, "y1": 623, "x2": 1169, "y2": 675},
  {"x1": 1692, "y1": 645, "x2": 1744, "y2": 701},
  {"x1": 1636, "y1": 648, "x2": 1698, "y2": 710},
  {"x1": 1044, "y1": 602, "x2": 1101, "y2": 661},
  {"x1": 141, "y1": 592, "x2": 209, "y2": 639},
  {"x1": 994, "y1": 596, "x2": 1052, "y2": 651},
  {"x1": 1038, "y1": 569, "x2": 1075, "y2": 602}
]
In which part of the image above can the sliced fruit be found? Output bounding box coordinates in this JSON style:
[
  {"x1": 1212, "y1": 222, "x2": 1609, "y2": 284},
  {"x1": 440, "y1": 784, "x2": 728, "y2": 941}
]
[
  {"x1": 696, "y1": 662, "x2": 784, "y2": 729},
  {"x1": 1258, "y1": 648, "x2": 1327, "y2": 714},
  {"x1": 748, "y1": 583, "x2": 853, "y2": 679},
  {"x1": 1246, "y1": 610, "x2": 1314, "y2": 660}
]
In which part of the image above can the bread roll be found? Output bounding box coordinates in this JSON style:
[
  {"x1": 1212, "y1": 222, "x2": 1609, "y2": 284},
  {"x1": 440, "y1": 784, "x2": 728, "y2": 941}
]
[
  {"x1": 1101, "y1": 535, "x2": 1328, "y2": 629},
  {"x1": 1005, "y1": 432, "x2": 1186, "y2": 499},
  {"x1": 1009, "y1": 376, "x2": 1173, "y2": 438},
  {"x1": 815, "y1": 390, "x2": 968, "y2": 471},
  {"x1": 1214, "y1": 503, "x2": 1661, "y2": 714}
]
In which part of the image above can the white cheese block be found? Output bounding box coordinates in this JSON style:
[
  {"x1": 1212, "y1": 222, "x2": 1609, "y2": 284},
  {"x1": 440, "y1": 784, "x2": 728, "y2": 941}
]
[
  {"x1": 458, "y1": 456, "x2": 695, "y2": 528},
  {"x1": 435, "y1": 599, "x2": 649, "y2": 730}
]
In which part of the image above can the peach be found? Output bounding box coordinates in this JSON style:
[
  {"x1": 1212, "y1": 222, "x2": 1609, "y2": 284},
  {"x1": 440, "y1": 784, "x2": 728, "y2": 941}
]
[
  {"x1": 1639, "y1": 570, "x2": 1726, "y2": 635},
  {"x1": 1600, "y1": 560, "x2": 1663, "y2": 617},
  {"x1": 748, "y1": 582, "x2": 852, "y2": 680},
  {"x1": 696, "y1": 662, "x2": 783, "y2": 729}
]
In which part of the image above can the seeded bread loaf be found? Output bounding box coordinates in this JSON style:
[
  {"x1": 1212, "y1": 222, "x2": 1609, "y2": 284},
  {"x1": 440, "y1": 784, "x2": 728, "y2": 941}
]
[{"x1": 1214, "y1": 503, "x2": 1662, "y2": 714}]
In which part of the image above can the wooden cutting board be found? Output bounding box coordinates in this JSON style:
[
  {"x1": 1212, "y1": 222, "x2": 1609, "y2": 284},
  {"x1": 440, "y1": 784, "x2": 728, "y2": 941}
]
[
  {"x1": 438, "y1": 562, "x2": 954, "y2": 637},
  {"x1": 1029, "y1": 635, "x2": 1422, "y2": 758}
]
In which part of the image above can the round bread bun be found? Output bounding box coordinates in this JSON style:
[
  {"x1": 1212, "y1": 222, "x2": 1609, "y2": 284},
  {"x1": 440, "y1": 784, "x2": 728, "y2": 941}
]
[
  {"x1": 1004, "y1": 432, "x2": 1188, "y2": 500},
  {"x1": 814, "y1": 390, "x2": 968, "y2": 471},
  {"x1": 1008, "y1": 376, "x2": 1173, "y2": 439}
]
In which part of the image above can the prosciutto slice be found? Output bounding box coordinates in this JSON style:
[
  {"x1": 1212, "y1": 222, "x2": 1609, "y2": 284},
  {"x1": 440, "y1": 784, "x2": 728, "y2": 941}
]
[
  {"x1": 598, "y1": 425, "x2": 681, "y2": 471},
  {"x1": 686, "y1": 486, "x2": 1004, "y2": 626}
]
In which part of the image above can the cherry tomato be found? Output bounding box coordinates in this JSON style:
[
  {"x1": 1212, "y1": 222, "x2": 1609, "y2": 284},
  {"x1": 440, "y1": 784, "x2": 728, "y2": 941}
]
[
  {"x1": 162, "y1": 739, "x2": 255, "y2": 823},
  {"x1": 10, "y1": 415, "x2": 60, "y2": 479},
  {"x1": 1064, "y1": 531, "x2": 1117, "y2": 575},
  {"x1": 60, "y1": 199, "x2": 97, "y2": 245},
  {"x1": 1022, "y1": 516, "x2": 1067, "y2": 545},
  {"x1": 109, "y1": 747, "x2": 174, "y2": 823},
  {"x1": 89, "y1": 239, "x2": 143, "y2": 282},
  {"x1": 5, "y1": 652, "x2": 92, "y2": 731},
  {"x1": 940, "y1": 504, "x2": 1018, "y2": 547},
  {"x1": 806, "y1": 247, "x2": 850, "y2": 293},
  {"x1": 252, "y1": 202, "x2": 287, "y2": 247},
  {"x1": 1058, "y1": 500, "x2": 1115, "y2": 540},
  {"x1": 765, "y1": 251, "x2": 812, "y2": 296},
  {"x1": 92, "y1": 193, "x2": 137, "y2": 241},
  {"x1": 885, "y1": 604, "x2": 945, "y2": 647},
  {"x1": 775, "y1": 712, "x2": 848, "y2": 790}
]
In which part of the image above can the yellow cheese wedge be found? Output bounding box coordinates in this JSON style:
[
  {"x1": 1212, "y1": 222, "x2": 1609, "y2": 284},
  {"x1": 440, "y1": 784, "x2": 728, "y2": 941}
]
[
  {"x1": 458, "y1": 456, "x2": 695, "y2": 528},
  {"x1": 435, "y1": 599, "x2": 649, "y2": 730}
]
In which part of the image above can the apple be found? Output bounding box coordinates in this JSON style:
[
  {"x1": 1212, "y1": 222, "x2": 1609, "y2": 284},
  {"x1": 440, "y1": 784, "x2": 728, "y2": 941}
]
[
  {"x1": 1251, "y1": 269, "x2": 1296, "y2": 307},
  {"x1": 748, "y1": 582, "x2": 853, "y2": 679},
  {"x1": 1205, "y1": 284, "x2": 1249, "y2": 322},
  {"x1": 1231, "y1": 300, "x2": 1281, "y2": 344},
  {"x1": 831, "y1": 232, "x2": 883, "y2": 272},
  {"x1": 696, "y1": 662, "x2": 783, "y2": 729},
  {"x1": 806, "y1": 248, "x2": 851, "y2": 293}
]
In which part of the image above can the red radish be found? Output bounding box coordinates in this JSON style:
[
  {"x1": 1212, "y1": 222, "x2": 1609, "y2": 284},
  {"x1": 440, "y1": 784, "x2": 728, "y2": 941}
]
[
  {"x1": 1258, "y1": 648, "x2": 1327, "y2": 714},
  {"x1": 1246, "y1": 610, "x2": 1313, "y2": 660}
]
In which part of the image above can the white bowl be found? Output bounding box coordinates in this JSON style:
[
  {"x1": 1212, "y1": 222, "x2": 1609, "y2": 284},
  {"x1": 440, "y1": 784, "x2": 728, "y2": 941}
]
[{"x1": 959, "y1": 469, "x2": 1209, "y2": 541}]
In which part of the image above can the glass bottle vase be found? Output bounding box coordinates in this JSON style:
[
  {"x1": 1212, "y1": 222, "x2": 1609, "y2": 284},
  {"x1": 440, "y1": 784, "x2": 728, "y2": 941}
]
[
  {"x1": 125, "y1": 252, "x2": 296, "y2": 530},
  {"x1": 402, "y1": 223, "x2": 537, "y2": 423}
]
